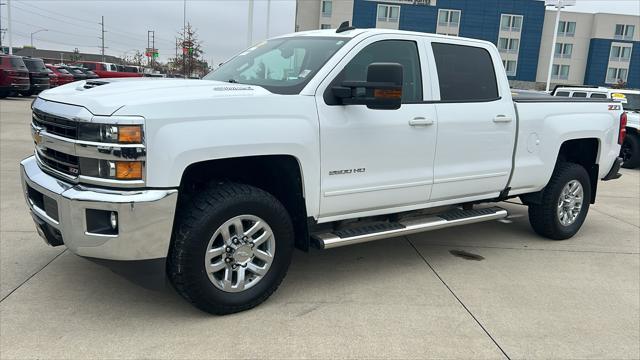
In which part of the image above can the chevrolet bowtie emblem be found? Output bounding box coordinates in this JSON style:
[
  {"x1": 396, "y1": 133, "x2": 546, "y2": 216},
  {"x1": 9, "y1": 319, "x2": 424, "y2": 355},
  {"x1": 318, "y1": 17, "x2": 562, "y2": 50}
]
[{"x1": 33, "y1": 128, "x2": 42, "y2": 145}]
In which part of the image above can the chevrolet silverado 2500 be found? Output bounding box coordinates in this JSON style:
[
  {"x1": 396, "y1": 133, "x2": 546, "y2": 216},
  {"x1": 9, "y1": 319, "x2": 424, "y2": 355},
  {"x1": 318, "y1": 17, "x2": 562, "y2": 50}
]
[{"x1": 21, "y1": 26, "x2": 625, "y2": 314}]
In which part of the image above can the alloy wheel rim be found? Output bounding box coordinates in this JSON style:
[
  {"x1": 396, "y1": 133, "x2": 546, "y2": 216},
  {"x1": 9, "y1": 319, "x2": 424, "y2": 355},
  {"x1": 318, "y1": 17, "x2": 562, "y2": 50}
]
[
  {"x1": 557, "y1": 180, "x2": 584, "y2": 226},
  {"x1": 204, "y1": 215, "x2": 275, "y2": 293}
]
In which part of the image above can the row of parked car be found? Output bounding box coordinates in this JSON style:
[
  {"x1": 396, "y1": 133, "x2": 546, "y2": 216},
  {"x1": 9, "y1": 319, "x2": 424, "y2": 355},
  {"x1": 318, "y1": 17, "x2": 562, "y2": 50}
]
[{"x1": 0, "y1": 54, "x2": 144, "y2": 98}]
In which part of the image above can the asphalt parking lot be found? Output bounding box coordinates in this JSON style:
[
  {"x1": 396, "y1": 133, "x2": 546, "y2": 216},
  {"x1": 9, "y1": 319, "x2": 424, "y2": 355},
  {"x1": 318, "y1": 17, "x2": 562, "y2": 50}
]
[{"x1": 1, "y1": 97, "x2": 639, "y2": 359}]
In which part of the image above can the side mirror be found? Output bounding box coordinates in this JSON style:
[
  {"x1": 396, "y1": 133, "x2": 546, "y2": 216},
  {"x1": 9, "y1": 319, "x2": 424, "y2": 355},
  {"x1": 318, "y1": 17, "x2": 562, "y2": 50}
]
[{"x1": 332, "y1": 62, "x2": 403, "y2": 110}]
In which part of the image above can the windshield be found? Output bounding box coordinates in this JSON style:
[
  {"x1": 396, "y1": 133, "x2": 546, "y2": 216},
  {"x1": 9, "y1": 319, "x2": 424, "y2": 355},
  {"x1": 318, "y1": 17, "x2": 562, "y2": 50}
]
[
  {"x1": 24, "y1": 58, "x2": 47, "y2": 72},
  {"x1": 623, "y1": 94, "x2": 640, "y2": 111},
  {"x1": 9, "y1": 56, "x2": 27, "y2": 70},
  {"x1": 57, "y1": 68, "x2": 70, "y2": 74},
  {"x1": 204, "y1": 37, "x2": 349, "y2": 95}
]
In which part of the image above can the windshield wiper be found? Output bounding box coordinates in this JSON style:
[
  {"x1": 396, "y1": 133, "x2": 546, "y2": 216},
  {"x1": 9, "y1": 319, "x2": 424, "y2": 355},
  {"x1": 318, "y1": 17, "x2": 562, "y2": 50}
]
[{"x1": 227, "y1": 79, "x2": 238, "y2": 83}]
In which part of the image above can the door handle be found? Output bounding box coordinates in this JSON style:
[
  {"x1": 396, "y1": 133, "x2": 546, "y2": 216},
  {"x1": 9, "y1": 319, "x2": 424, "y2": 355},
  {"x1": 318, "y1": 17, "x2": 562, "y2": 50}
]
[
  {"x1": 409, "y1": 117, "x2": 434, "y2": 126},
  {"x1": 493, "y1": 115, "x2": 513, "y2": 123}
]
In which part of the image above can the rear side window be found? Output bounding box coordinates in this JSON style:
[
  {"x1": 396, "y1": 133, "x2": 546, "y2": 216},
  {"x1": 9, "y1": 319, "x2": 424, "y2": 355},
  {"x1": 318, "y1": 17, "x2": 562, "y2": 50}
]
[
  {"x1": 555, "y1": 91, "x2": 570, "y2": 97},
  {"x1": 432, "y1": 43, "x2": 499, "y2": 102},
  {"x1": 83, "y1": 63, "x2": 97, "y2": 70},
  {"x1": 572, "y1": 92, "x2": 587, "y2": 98},
  {"x1": 590, "y1": 93, "x2": 607, "y2": 99},
  {"x1": 336, "y1": 40, "x2": 423, "y2": 103}
]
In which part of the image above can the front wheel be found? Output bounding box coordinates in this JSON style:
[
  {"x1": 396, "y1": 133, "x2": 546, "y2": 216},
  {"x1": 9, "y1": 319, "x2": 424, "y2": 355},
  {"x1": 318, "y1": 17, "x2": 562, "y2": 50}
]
[
  {"x1": 621, "y1": 134, "x2": 640, "y2": 169},
  {"x1": 168, "y1": 182, "x2": 294, "y2": 315},
  {"x1": 528, "y1": 162, "x2": 592, "y2": 240}
]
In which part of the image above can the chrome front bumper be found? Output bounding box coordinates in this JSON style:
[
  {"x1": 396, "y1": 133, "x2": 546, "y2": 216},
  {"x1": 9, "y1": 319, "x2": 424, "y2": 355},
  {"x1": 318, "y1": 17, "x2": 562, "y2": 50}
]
[{"x1": 20, "y1": 156, "x2": 178, "y2": 261}]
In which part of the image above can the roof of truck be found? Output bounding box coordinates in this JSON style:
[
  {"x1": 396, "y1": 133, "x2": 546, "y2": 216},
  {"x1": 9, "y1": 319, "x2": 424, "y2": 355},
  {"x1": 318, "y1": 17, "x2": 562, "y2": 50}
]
[{"x1": 278, "y1": 28, "x2": 494, "y2": 47}]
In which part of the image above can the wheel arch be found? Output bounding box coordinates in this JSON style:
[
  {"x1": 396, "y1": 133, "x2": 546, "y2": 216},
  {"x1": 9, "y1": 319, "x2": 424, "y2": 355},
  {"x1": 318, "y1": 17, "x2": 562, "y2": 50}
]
[
  {"x1": 175, "y1": 155, "x2": 311, "y2": 252},
  {"x1": 521, "y1": 137, "x2": 600, "y2": 205}
]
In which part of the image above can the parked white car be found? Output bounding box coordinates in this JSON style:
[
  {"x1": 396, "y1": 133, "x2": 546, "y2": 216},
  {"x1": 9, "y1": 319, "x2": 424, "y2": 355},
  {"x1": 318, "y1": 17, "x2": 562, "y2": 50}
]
[
  {"x1": 22, "y1": 25, "x2": 625, "y2": 314},
  {"x1": 553, "y1": 86, "x2": 640, "y2": 168}
]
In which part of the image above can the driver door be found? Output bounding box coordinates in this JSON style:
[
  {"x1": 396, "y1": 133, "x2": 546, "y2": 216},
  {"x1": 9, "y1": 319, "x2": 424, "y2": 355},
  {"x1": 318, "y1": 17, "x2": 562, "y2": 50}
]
[{"x1": 315, "y1": 35, "x2": 438, "y2": 220}]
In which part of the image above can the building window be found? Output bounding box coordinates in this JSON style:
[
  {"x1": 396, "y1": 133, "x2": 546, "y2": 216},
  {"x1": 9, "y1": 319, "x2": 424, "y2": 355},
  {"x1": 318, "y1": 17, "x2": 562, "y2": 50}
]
[
  {"x1": 552, "y1": 64, "x2": 570, "y2": 80},
  {"x1": 610, "y1": 44, "x2": 632, "y2": 62},
  {"x1": 606, "y1": 67, "x2": 628, "y2": 84},
  {"x1": 377, "y1": 4, "x2": 400, "y2": 22},
  {"x1": 500, "y1": 14, "x2": 523, "y2": 32},
  {"x1": 321, "y1": 0, "x2": 332, "y2": 17},
  {"x1": 614, "y1": 24, "x2": 635, "y2": 40},
  {"x1": 436, "y1": 32, "x2": 458, "y2": 37},
  {"x1": 557, "y1": 21, "x2": 576, "y2": 37},
  {"x1": 502, "y1": 60, "x2": 517, "y2": 76},
  {"x1": 438, "y1": 9, "x2": 461, "y2": 27},
  {"x1": 554, "y1": 43, "x2": 573, "y2": 58},
  {"x1": 498, "y1": 37, "x2": 519, "y2": 53}
]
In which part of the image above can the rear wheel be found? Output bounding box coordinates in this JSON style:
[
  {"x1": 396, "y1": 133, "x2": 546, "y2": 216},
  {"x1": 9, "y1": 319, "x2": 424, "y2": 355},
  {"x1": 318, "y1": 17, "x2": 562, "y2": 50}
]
[
  {"x1": 528, "y1": 162, "x2": 591, "y2": 240},
  {"x1": 168, "y1": 182, "x2": 294, "y2": 315},
  {"x1": 19, "y1": 90, "x2": 33, "y2": 97},
  {"x1": 621, "y1": 134, "x2": 640, "y2": 169}
]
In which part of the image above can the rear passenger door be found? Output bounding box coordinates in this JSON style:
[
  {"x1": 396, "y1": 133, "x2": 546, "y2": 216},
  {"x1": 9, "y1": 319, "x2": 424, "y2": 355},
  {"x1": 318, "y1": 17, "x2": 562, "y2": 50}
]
[{"x1": 427, "y1": 41, "x2": 517, "y2": 202}]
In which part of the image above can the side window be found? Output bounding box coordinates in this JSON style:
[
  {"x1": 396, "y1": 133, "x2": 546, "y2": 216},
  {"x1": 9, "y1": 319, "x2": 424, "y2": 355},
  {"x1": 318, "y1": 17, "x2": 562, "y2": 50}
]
[
  {"x1": 335, "y1": 40, "x2": 423, "y2": 103},
  {"x1": 555, "y1": 91, "x2": 570, "y2": 97},
  {"x1": 431, "y1": 42, "x2": 499, "y2": 101},
  {"x1": 572, "y1": 92, "x2": 587, "y2": 98},
  {"x1": 590, "y1": 93, "x2": 607, "y2": 99}
]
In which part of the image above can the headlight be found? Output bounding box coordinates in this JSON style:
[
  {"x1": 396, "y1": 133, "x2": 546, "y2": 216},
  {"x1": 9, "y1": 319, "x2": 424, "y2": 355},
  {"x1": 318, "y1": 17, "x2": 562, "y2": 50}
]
[{"x1": 78, "y1": 124, "x2": 143, "y2": 144}]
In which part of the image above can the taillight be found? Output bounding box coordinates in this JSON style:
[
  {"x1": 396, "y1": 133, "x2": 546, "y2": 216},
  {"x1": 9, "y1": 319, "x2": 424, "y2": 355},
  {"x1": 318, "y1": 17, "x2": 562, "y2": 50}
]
[{"x1": 618, "y1": 112, "x2": 627, "y2": 145}]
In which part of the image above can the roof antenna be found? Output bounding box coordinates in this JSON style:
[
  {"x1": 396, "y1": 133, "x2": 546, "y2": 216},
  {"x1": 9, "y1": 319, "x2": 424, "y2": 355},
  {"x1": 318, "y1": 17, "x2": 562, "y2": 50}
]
[{"x1": 336, "y1": 21, "x2": 355, "y2": 33}]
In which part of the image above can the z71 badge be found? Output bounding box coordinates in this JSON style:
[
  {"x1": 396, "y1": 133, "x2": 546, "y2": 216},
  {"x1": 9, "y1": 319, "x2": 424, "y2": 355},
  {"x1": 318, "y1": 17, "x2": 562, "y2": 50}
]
[
  {"x1": 608, "y1": 104, "x2": 622, "y2": 111},
  {"x1": 329, "y1": 168, "x2": 366, "y2": 176}
]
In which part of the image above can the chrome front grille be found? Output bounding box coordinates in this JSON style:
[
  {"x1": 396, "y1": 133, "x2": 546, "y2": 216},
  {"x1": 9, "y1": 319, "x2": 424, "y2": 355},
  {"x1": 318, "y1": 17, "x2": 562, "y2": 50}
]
[
  {"x1": 32, "y1": 108, "x2": 78, "y2": 139},
  {"x1": 37, "y1": 148, "x2": 80, "y2": 177}
]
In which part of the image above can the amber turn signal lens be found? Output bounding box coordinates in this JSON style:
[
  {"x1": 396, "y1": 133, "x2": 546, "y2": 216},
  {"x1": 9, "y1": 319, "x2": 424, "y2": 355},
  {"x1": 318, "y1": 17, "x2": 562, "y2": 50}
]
[
  {"x1": 118, "y1": 125, "x2": 142, "y2": 143},
  {"x1": 374, "y1": 89, "x2": 402, "y2": 99},
  {"x1": 115, "y1": 161, "x2": 143, "y2": 180}
]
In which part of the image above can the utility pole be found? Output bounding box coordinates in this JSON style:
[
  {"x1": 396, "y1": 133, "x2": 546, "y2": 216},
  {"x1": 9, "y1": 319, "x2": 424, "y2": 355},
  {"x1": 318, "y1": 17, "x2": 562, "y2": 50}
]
[
  {"x1": 183, "y1": 0, "x2": 186, "y2": 77},
  {"x1": 247, "y1": 0, "x2": 254, "y2": 47},
  {"x1": 7, "y1": 0, "x2": 12, "y2": 54},
  {"x1": 545, "y1": 0, "x2": 575, "y2": 92},
  {"x1": 99, "y1": 16, "x2": 106, "y2": 62},
  {"x1": 265, "y1": 0, "x2": 271, "y2": 39},
  {"x1": 0, "y1": 2, "x2": 6, "y2": 52},
  {"x1": 151, "y1": 31, "x2": 155, "y2": 68}
]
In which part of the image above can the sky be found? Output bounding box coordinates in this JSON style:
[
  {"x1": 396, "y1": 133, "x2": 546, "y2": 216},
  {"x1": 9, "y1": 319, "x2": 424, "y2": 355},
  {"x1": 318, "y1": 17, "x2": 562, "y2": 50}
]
[{"x1": 0, "y1": 0, "x2": 638, "y2": 67}]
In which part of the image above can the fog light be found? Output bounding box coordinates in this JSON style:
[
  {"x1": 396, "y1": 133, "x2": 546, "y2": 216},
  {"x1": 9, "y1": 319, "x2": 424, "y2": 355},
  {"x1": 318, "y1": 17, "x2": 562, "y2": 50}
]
[
  {"x1": 110, "y1": 211, "x2": 118, "y2": 230},
  {"x1": 86, "y1": 209, "x2": 118, "y2": 235}
]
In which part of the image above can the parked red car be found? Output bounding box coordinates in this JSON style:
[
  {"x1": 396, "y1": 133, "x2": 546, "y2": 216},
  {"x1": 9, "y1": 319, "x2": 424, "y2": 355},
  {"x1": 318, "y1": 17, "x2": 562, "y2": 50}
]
[
  {"x1": 46, "y1": 64, "x2": 74, "y2": 87},
  {"x1": 75, "y1": 61, "x2": 142, "y2": 78},
  {"x1": 0, "y1": 54, "x2": 30, "y2": 98}
]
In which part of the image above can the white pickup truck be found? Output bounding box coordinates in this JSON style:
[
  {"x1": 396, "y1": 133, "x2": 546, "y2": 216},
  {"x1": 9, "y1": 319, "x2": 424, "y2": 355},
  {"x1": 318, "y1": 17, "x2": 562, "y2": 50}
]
[{"x1": 21, "y1": 25, "x2": 625, "y2": 315}]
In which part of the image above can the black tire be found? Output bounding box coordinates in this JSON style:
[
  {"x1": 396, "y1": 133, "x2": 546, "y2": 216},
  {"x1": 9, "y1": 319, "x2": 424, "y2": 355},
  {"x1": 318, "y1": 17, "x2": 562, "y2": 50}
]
[
  {"x1": 0, "y1": 89, "x2": 8, "y2": 99},
  {"x1": 528, "y1": 162, "x2": 592, "y2": 240},
  {"x1": 19, "y1": 90, "x2": 33, "y2": 97},
  {"x1": 168, "y1": 182, "x2": 294, "y2": 315},
  {"x1": 621, "y1": 133, "x2": 640, "y2": 169}
]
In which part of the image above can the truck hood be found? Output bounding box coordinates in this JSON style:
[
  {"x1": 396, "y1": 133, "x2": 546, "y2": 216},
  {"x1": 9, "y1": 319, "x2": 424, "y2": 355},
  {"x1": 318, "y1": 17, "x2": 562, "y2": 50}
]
[{"x1": 38, "y1": 78, "x2": 272, "y2": 115}]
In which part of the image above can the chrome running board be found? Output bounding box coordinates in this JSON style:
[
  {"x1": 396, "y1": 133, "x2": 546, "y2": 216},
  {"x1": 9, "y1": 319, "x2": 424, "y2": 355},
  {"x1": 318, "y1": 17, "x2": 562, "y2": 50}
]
[{"x1": 313, "y1": 207, "x2": 508, "y2": 249}]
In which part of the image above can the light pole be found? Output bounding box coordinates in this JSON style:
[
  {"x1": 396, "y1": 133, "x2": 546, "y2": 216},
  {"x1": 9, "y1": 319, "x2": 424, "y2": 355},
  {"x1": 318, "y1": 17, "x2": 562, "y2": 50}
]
[
  {"x1": 30, "y1": 28, "x2": 47, "y2": 48},
  {"x1": 545, "y1": 0, "x2": 575, "y2": 92}
]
